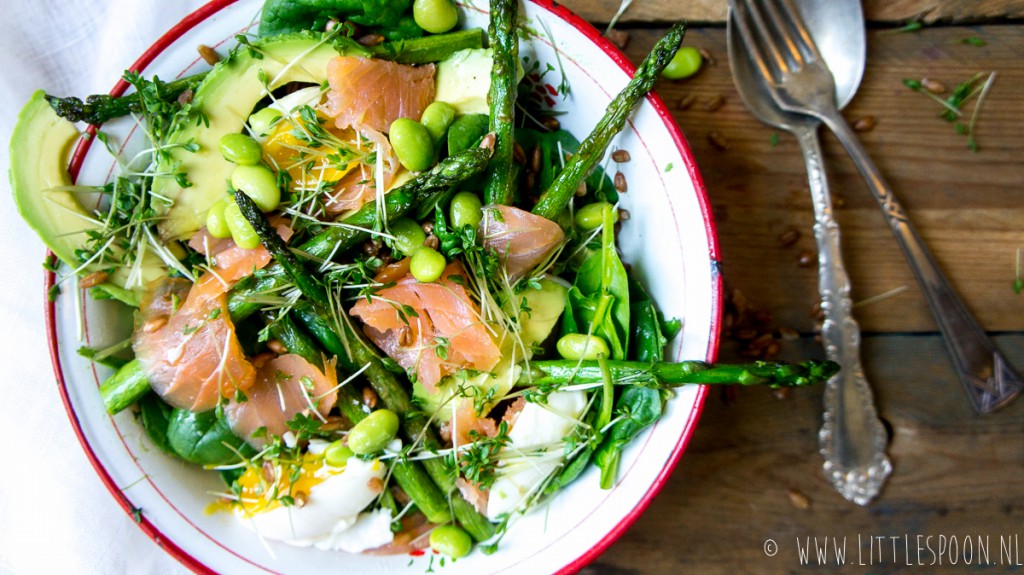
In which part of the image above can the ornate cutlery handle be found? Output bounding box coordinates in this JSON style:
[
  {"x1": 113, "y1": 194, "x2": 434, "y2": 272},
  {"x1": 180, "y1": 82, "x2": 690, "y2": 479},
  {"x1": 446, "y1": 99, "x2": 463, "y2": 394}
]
[
  {"x1": 819, "y1": 111, "x2": 1023, "y2": 413},
  {"x1": 796, "y1": 126, "x2": 891, "y2": 505}
]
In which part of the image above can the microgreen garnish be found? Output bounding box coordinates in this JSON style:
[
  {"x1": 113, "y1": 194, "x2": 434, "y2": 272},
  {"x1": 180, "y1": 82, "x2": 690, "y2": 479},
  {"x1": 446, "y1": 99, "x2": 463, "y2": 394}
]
[{"x1": 903, "y1": 71, "x2": 997, "y2": 151}]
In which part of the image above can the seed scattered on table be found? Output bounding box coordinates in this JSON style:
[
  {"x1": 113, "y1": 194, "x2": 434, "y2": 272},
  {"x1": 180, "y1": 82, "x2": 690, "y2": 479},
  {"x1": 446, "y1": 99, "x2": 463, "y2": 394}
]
[
  {"x1": 778, "y1": 326, "x2": 800, "y2": 341},
  {"x1": 708, "y1": 131, "x2": 729, "y2": 150},
  {"x1": 777, "y1": 227, "x2": 801, "y2": 248},
  {"x1": 853, "y1": 115, "x2": 876, "y2": 132},
  {"x1": 698, "y1": 47, "x2": 716, "y2": 66},
  {"x1": 788, "y1": 488, "x2": 811, "y2": 510},
  {"x1": 612, "y1": 149, "x2": 631, "y2": 163},
  {"x1": 922, "y1": 77, "x2": 947, "y2": 94},
  {"x1": 676, "y1": 94, "x2": 696, "y2": 110},
  {"x1": 703, "y1": 95, "x2": 725, "y2": 112},
  {"x1": 797, "y1": 250, "x2": 816, "y2": 268}
]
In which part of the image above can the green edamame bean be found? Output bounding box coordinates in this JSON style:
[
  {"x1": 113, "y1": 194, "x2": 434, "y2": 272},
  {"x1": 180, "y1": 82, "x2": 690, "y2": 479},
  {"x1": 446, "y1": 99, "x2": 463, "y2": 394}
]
[
  {"x1": 556, "y1": 333, "x2": 611, "y2": 360},
  {"x1": 575, "y1": 201, "x2": 618, "y2": 231},
  {"x1": 420, "y1": 101, "x2": 456, "y2": 144},
  {"x1": 347, "y1": 409, "x2": 400, "y2": 455},
  {"x1": 389, "y1": 118, "x2": 435, "y2": 172},
  {"x1": 390, "y1": 217, "x2": 427, "y2": 256},
  {"x1": 449, "y1": 191, "x2": 483, "y2": 229},
  {"x1": 248, "y1": 107, "x2": 282, "y2": 137},
  {"x1": 429, "y1": 524, "x2": 473, "y2": 558},
  {"x1": 446, "y1": 113, "x2": 488, "y2": 156},
  {"x1": 413, "y1": 0, "x2": 459, "y2": 34},
  {"x1": 324, "y1": 440, "x2": 354, "y2": 467},
  {"x1": 661, "y1": 46, "x2": 703, "y2": 80},
  {"x1": 410, "y1": 246, "x2": 447, "y2": 283},
  {"x1": 205, "y1": 197, "x2": 233, "y2": 238},
  {"x1": 230, "y1": 164, "x2": 280, "y2": 212},
  {"x1": 223, "y1": 201, "x2": 261, "y2": 250},
  {"x1": 219, "y1": 133, "x2": 263, "y2": 165}
]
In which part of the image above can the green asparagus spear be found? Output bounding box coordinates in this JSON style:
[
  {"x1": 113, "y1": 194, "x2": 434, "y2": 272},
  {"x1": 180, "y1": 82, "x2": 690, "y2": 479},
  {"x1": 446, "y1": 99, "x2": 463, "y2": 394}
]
[
  {"x1": 45, "y1": 73, "x2": 208, "y2": 125},
  {"x1": 103, "y1": 141, "x2": 489, "y2": 413},
  {"x1": 237, "y1": 193, "x2": 496, "y2": 542},
  {"x1": 226, "y1": 145, "x2": 492, "y2": 321},
  {"x1": 45, "y1": 29, "x2": 482, "y2": 126},
  {"x1": 267, "y1": 312, "x2": 454, "y2": 525},
  {"x1": 100, "y1": 358, "x2": 150, "y2": 415},
  {"x1": 297, "y1": 145, "x2": 492, "y2": 260},
  {"x1": 482, "y1": 0, "x2": 519, "y2": 206},
  {"x1": 367, "y1": 29, "x2": 485, "y2": 64},
  {"x1": 522, "y1": 359, "x2": 839, "y2": 389},
  {"x1": 532, "y1": 21, "x2": 686, "y2": 220}
]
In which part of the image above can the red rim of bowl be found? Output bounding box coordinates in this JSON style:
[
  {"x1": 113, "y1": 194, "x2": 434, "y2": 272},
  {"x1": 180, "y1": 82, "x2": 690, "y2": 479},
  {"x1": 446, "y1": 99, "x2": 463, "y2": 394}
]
[{"x1": 44, "y1": 1, "x2": 723, "y2": 573}]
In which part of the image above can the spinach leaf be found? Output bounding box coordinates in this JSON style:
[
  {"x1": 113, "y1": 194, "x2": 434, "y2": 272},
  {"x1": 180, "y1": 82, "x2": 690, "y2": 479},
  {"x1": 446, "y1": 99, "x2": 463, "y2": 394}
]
[
  {"x1": 137, "y1": 394, "x2": 174, "y2": 455},
  {"x1": 166, "y1": 409, "x2": 252, "y2": 466},
  {"x1": 567, "y1": 205, "x2": 630, "y2": 359},
  {"x1": 629, "y1": 280, "x2": 668, "y2": 363},
  {"x1": 258, "y1": 0, "x2": 419, "y2": 39},
  {"x1": 593, "y1": 385, "x2": 662, "y2": 489}
]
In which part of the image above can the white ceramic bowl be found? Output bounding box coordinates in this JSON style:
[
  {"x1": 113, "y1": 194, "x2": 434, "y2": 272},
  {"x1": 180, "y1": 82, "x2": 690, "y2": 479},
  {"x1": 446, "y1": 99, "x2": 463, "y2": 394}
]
[{"x1": 48, "y1": 0, "x2": 722, "y2": 572}]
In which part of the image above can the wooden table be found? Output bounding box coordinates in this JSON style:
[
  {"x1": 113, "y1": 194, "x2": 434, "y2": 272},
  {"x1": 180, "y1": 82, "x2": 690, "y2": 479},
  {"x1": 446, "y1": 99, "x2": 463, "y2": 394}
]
[{"x1": 557, "y1": 1, "x2": 1024, "y2": 572}]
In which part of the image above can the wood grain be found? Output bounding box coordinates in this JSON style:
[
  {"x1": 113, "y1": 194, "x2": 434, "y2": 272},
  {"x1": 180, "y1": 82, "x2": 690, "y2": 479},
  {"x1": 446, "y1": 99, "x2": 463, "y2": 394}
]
[
  {"x1": 587, "y1": 335, "x2": 1024, "y2": 573},
  {"x1": 557, "y1": 0, "x2": 1024, "y2": 25},
  {"x1": 617, "y1": 25, "x2": 1024, "y2": 333}
]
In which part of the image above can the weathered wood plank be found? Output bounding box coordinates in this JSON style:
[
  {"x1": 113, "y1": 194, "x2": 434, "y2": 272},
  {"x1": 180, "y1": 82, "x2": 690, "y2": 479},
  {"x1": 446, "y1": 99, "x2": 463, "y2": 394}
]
[
  {"x1": 588, "y1": 334, "x2": 1024, "y2": 573},
  {"x1": 616, "y1": 25, "x2": 1024, "y2": 333},
  {"x1": 557, "y1": 0, "x2": 1024, "y2": 25}
]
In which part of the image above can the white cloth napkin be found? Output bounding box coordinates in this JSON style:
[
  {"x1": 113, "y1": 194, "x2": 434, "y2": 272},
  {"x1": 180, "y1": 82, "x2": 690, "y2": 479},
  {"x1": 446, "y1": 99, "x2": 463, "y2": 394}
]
[{"x1": 0, "y1": 2, "x2": 207, "y2": 573}]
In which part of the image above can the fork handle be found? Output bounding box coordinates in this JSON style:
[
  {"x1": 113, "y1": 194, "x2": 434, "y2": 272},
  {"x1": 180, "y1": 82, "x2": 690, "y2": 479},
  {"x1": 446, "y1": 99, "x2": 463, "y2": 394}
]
[
  {"x1": 795, "y1": 125, "x2": 892, "y2": 505},
  {"x1": 818, "y1": 111, "x2": 1023, "y2": 413}
]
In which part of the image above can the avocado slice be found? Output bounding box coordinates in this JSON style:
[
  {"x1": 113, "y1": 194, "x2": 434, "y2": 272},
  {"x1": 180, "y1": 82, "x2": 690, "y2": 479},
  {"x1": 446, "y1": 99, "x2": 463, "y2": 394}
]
[
  {"x1": 152, "y1": 33, "x2": 358, "y2": 241},
  {"x1": 10, "y1": 90, "x2": 85, "y2": 268},
  {"x1": 414, "y1": 278, "x2": 568, "y2": 421},
  {"x1": 10, "y1": 91, "x2": 164, "y2": 303}
]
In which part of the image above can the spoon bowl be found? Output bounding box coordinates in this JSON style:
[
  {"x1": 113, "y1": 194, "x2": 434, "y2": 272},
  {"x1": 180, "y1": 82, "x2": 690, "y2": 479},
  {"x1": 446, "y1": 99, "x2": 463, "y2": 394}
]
[{"x1": 728, "y1": 0, "x2": 865, "y2": 126}]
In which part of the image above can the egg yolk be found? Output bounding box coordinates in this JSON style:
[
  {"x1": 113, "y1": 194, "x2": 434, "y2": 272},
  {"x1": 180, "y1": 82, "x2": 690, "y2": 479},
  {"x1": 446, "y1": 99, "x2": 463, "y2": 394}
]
[
  {"x1": 230, "y1": 452, "x2": 336, "y2": 516},
  {"x1": 261, "y1": 116, "x2": 363, "y2": 194}
]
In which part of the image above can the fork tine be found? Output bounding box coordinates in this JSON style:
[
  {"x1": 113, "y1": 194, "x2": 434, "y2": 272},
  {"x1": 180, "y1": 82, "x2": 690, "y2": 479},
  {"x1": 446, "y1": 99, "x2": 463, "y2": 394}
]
[
  {"x1": 760, "y1": 0, "x2": 806, "y2": 69},
  {"x1": 775, "y1": 0, "x2": 825, "y2": 63},
  {"x1": 729, "y1": 0, "x2": 783, "y2": 83}
]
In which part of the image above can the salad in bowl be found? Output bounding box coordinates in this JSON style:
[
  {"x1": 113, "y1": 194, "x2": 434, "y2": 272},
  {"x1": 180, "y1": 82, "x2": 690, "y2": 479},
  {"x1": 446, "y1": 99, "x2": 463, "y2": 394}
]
[{"x1": 11, "y1": 0, "x2": 835, "y2": 571}]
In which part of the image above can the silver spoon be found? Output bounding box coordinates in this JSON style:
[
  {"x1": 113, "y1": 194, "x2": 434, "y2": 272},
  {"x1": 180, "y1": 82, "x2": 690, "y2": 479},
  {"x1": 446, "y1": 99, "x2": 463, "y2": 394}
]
[{"x1": 727, "y1": 0, "x2": 891, "y2": 505}]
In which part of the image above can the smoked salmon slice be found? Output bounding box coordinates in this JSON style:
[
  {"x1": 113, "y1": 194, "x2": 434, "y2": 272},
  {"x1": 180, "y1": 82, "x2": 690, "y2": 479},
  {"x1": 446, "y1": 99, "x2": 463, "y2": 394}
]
[
  {"x1": 224, "y1": 354, "x2": 339, "y2": 449},
  {"x1": 188, "y1": 217, "x2": 293, "y2": 283},
  {"x1": 132, "y1": 273, "x2": 256, "y2": 412},
  {"x1": 322, "y1": 56, "x2": 436, "y2": 134},
  {"x1": 479, "y1": 204, "x2": 565, "y2": 281},
  {"x1": 349, "y1": 261, "x2": 501, "y2": 392},
  {"x1": 134, "y1": 222, "x2": 293, "y2": 412},
  {"x1": 322, "y1": 128, "x2": 400, "y2": 215}
]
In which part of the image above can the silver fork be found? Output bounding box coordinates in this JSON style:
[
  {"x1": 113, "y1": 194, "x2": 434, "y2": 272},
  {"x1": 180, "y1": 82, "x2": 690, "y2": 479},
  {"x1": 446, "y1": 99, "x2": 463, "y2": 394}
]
[{"x1": 731, "y1": 0, "x2": 1023, "y2": 414}]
